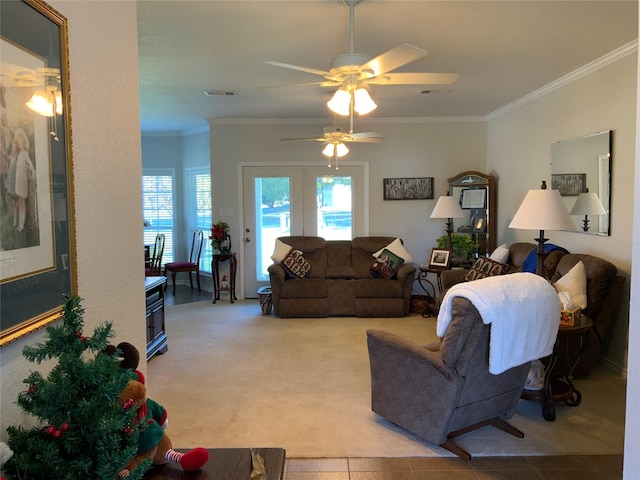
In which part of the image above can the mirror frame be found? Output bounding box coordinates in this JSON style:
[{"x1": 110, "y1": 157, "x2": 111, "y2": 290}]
[
  {"x1": 551, "y1": 130, "x2": 612, "y2": 236},
  {"x1": 448, "y1": 171, "x2": 496, "y2": 258}
]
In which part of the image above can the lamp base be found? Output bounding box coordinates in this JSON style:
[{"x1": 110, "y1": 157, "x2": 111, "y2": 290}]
[
  {"x1": 582, "y1": 215, "x2": 590, "y2": 232},
  {"x1": 534, "y1": 230, "x2": 549, "y2": 277}
]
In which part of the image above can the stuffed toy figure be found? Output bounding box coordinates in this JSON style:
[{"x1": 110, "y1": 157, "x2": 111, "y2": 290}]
[
  {"x1": 108, "y1": 342, "x2": 208, "y2": 478},
  {"x1": 0, "y1": 441, "x2": 13, "y2": 480}
]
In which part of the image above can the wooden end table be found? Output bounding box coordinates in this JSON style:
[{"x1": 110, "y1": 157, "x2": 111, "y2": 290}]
[
  {"x1": 212, "y1": 252, "x2": 238, "y2": 303},
  {"x1": 521, "y1": 315, "x2": 593, "y2": 421},
  {"x1": 143, "y1": 447, "x2": 285, "y2": 480}
]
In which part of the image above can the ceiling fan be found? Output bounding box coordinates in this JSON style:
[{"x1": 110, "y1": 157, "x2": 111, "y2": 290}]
[
  {"x1": 281, "y1": 123, "x2": 383, "y2": 170},
  {"x1": 265, "y1": 0, "x2": 459, "y2": 116}
]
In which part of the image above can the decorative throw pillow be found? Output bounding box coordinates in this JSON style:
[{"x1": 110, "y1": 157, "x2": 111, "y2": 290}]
[
  {"x1": 372, "y1": 238, "x2": 414, "y2": 264},
  {"x1": 370, "y1": 249, "x2": 405, "y2": 280},
  {"x1": 553, "y1": 261, "x2": 587, "y2": 309},
  {"x1": 271, "y1": 238, "x2": 293, "y2": 263},
  {"x1": 489, "y1": 243, "x2": 510, "y2": 264},
  {"x1": 464, "y1": 257, "x2": 509, "y2": 282},
  {"x1": 281, "y1": 248, "x2": 312, "y2": 279}
]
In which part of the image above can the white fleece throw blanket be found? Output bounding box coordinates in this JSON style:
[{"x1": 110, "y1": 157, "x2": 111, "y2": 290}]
[{"x1": 437, "y1": 272, "x2": 561, "y2": 375}]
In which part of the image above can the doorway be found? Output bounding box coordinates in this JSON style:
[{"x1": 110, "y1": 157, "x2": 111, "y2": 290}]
[{"x1": 241, "y1": 164, "x2": 367, "y2": 297}]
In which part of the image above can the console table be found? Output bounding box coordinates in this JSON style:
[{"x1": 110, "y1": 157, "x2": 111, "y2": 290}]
[
  {"x1": 212, "y1": 252, "x2": 238, "y2": 303},
  {"x1": 143, "y1": 447, "x2": 285, "y2": 480},
  {"x1": 145, "y1": 276, "x2": 168, "y2": 361}
]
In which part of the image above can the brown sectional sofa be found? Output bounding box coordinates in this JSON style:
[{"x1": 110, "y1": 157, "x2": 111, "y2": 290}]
[
  {"x1": 441, "y1": 242, "x2": 626, "y2": 376},
  {"x1": 268, "y1": 236, "x2": 416, "y2": 318}
]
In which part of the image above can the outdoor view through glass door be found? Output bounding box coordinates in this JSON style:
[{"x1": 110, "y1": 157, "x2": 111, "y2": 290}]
[{"x1": 242, "y1": 165, "x2": 366, "y2": 297}]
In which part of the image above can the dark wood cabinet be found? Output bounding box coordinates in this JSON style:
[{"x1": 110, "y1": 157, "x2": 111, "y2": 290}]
[{"x1": 145, "y1": 276, "x2": 168, "y2": 361}]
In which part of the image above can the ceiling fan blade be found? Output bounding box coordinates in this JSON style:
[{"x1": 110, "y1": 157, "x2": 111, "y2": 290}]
[
  {"x1": 261, "y1": 81, "x2": 332, "y2": 89},
  {"x1": 367, "y1": 72, "x2": 460, "y2": 86},
  {"x1": 344, "y1": 136, "x2": 384, "y2": 144},
  {"x1": 359, "y1": 43, "x2": 427, "y2": 77},
  {"x1": 349, "y1": 132, "x2": 384, "y2": 140},
  {"x1": 280, "y1": 137, "x2": 326, "y2": 142},
  {"x1": 265, "y1": 61, "x2": 332, "y2": 78}
]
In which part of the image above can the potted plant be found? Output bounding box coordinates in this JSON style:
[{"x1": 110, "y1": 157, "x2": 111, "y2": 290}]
[{"x1": 436, "y1": 233, "x2": 478, "y2": 267}]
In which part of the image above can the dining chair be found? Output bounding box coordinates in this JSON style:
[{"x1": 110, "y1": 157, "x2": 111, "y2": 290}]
[
  {"x1": 145, "y1": 233, "x2": 165, "y2": 277},
  {"x1": 164, "y1": 230, "x2": 204, "y2": 294}
]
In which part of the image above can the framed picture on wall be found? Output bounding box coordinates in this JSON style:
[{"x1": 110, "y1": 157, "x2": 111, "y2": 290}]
[
  {"x1": 460, "y1": 188, "x2": 486, "y2": 209},
  {"x1": 383, "y1": 177, "x2": 434, "y2": 200},
  {"x1": 551, "y1": 173, "x2": 587, "y2": 197},
  {"x1": 0, "y1": 0, "x2": 76, "y2": 347}
]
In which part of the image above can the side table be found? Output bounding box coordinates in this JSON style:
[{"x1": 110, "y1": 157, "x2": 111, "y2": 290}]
[
  {"x1": 212, "y1": 252, "x2": 238, "y2": 303},
  {"x1": 521, "y1": 315, "x2": 593, "y2": 421},
  {"x1": 418, "y1": 265, "x2": 450, "y2": 296},
  {"x1": 143, "y1": 447, "x2": 285, "y2": 480}
]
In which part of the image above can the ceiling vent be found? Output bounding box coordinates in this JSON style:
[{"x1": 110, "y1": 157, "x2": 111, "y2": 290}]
[{"x1": 203, "y1": 90, "x2": 236, "y2": 96}]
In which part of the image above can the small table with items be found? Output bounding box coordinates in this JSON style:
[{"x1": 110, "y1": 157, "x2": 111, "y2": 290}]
[
  {"x1": 143, "y1": 447, "x2": 285, "y2": 480},
  {"x1": 212, "y1": 252, "x2": 238, "y2": 303},
  {"x1": 521, "y1": 315, "x2": 593, "y2": 421},
  {"x1": 418, "y1": 265, "x2": 450, "y2": 297}
]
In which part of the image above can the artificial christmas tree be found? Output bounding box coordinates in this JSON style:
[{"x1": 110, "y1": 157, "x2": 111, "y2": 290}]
[{"x1": 4, "y1": 296, "x2": 151, "y2": 480}]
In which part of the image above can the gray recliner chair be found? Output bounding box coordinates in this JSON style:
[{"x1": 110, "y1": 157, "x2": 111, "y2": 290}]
[{"x1": 367, "y1": 291, "x2": 550, "y2": 460}]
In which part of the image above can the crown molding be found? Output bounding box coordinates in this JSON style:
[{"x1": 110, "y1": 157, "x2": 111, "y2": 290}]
[{"x1": 486, "y1": 39, "x2": 638, "y2": 121}]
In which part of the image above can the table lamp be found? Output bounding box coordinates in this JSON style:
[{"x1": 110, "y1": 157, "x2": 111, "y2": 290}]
[
  {"x1": 431, "y1": 193, "x2": 465, "y2": 250},
  {"x1": 509, "y1": 181, "x2": 575, "y2": 276},
  {"x1": 570, "y1": 189, "x2": 606, "y2": 232}
]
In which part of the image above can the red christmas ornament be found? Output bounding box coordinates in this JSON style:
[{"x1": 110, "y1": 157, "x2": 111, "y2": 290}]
[
  {"x1": 60, "y1": 422, "x2": 70, "y2": 431},
  {"x1": 123, "y1": 426, "x2": 133, "y2": 435},
  {"x1": 46, "y1": 426, "x2": 55, "y2": 435},
  {"x1": 52, "y1": 429, "x2": 62, "y2": 438}
]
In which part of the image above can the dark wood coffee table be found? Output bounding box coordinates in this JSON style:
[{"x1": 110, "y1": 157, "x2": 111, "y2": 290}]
[{"x1": 143, "y1": 448, "x2": 285, "y2": 480}]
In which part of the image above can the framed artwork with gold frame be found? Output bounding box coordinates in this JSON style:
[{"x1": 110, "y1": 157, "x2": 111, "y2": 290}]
[{"x1": 0, "y1": 0, "x2": 76, "y2": 346}]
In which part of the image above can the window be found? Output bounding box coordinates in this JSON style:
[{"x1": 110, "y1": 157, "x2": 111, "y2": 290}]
[
  {"x1": 185, "y1": 167, "x2": 212, "y2": 273},
  {"x1": 143, "y1": 169, "x2": 175, "y2": 264}
]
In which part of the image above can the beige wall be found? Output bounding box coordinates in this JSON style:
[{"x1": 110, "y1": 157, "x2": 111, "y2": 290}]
[
  {"x1": 487, "y1": 53, "x2": 636, "y2": 372},
  {"x1": 1, "y1": 0, "x2": 145, "y2": 439},
  {"x1": 209, "y1": 120, "x2": 487, "y2": 274}
]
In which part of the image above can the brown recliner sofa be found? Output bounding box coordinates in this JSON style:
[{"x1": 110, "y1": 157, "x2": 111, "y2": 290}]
[
  {"x1": 441, "y1": 242, "x2": 625, "y2": 376},
  {"x1": 268, "y1": 236, "x2": 416, "y2": 318}
]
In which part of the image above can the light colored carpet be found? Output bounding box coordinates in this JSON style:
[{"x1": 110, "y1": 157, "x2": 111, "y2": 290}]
[{"x1": 146, "y1": 300, "x2": 626, "y2": 458}]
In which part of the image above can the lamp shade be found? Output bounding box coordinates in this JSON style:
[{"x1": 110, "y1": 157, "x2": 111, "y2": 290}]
[
  {"x1": 430, "y1": 196, "x2": 464, "y2": 219},
  {"x1": 570, "y1": 192, "x2": 606, "y2": 216},
  {"x1": 509, "y1": 188, "x2": 575, "y2": 231},
  {"x1": 322, "y1": 142, "x2": 349, "y2": 158}
]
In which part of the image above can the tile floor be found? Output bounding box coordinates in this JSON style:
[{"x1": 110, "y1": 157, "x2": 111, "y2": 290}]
[
  {"x1": 165, "y1": 287, "x2": 624, "y2": 480},
  {"x1": 283, "y1": 455, "x2": 623, "y2": 480}
]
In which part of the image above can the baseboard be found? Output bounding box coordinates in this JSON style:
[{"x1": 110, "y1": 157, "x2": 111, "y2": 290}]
[{"x1": 598, "y1": 356, "x2": 627, "y2": 378}]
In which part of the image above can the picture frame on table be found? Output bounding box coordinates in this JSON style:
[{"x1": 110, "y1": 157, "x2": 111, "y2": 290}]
[
  {"x1": 460, "y1": 188, "x2": 486, "y2": 209},
  {"x1": 429, "y1": 248, "x2": 451, "y2": 268},
  {"x1": 383, "y1": 177, "x2": 434, "y2": 200},
  {"x1": 0, "y1": 0, "x2": 76, "y2": 347}
]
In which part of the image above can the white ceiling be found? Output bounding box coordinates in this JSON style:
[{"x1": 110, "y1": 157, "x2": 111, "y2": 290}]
[{"x1": 137, "y1": 0, "x2": 638, "y2": 134}]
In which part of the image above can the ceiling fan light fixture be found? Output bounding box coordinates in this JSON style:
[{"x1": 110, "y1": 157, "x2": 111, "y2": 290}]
[
  {"x1": 353, "y1": 87, "x2": 377, "y2": 115},
  {"x1": 335, "y1": 142, "x2": 349, "y2": 157},
  {"x1": 327, "y1": 88, "x2": 351, "y2": 116},
  {"x1": 322, "y1": 143, "x2": 336, "y2": 157},
  {"x1": 26, "y1": 88, "x2": 62, "y2": 117}
]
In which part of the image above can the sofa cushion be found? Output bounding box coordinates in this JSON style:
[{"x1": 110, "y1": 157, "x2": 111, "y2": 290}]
[
  {"x1": 553, "y1": 260, "x2": 587, "y2": 309},
  {"x1": 489, "y1": 244, "x2": 510, "y2": 263},
  {"x1": 372, "y1": 237, "x2": 414, "y2": 264},
  {"x1": 370, "y1": 249, "x2": 404, "y2": 280},
  {"x1": 279, "y1": 277, "x2": 328, "y2": 299},
  {"x1": 463, "y1": 257, "x2": 509, "y2": 282},
  {"x1": 281, "y1": 248, "x2": 312, "y2": 279},
  {"x1": 271, "y1": 238, "x2": 293, "y2": 262},
  {"x1": 356, "y1": 277, "x2": 404, "y2": 298}
]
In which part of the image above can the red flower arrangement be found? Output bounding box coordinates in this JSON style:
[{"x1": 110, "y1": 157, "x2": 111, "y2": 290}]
[{"x1": 211, "y1": 221, "x2": 229, "y2": 241}]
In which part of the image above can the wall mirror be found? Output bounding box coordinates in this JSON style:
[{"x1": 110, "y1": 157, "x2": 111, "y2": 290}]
[
  {"x1": 551, "y1": 130, "x2": 612, "y2": 236},
  {"x1": 449, "y1": 171, "x2": 496, "y2": 258}
]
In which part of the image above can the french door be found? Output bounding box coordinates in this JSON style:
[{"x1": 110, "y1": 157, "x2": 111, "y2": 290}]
[{"x1": 242, "y1": 164, "x2": 366, "y2": 297}]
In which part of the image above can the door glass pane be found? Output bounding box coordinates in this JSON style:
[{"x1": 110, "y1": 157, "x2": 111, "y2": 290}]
[
  {"x1": 256, "y1": 176, "x2": 290, "y2": 281},
  {"x1": 317, "y1": 175, "x2": 352, "y2": 240}
]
